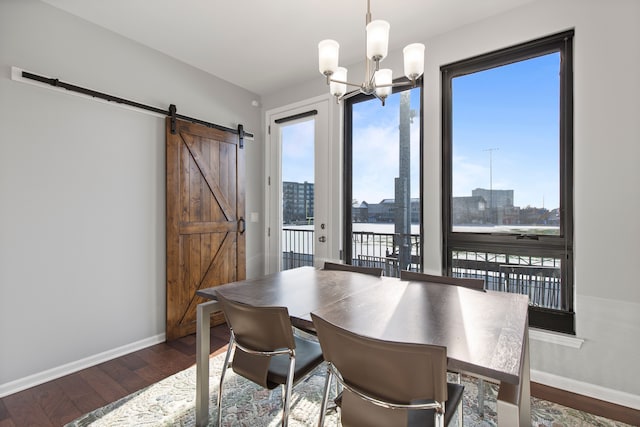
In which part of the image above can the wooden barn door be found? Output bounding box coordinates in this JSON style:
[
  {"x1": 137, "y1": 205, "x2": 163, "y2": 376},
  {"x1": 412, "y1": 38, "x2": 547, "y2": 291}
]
[{"x1": 166, "y1": 118, "x2": 245, "y2": 340}]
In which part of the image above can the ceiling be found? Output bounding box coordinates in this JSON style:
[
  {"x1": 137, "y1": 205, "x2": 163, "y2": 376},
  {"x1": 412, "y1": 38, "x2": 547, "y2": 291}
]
[{"x1": 41, "y1": 0, "x2": 537, "y2": 97}]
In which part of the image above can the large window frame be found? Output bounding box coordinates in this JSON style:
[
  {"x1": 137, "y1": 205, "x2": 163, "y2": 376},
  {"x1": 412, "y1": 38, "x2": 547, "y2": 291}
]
[
  {"x1": 344, "y1": 81, "x2": 424, "y2": 275},
  {"x1": 441, "y1": 31, "x2": 575, "y2": 334}
]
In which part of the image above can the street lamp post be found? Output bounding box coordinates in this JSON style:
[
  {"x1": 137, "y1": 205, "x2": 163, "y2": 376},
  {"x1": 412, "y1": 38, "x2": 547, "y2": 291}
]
[{"x1": 483, "y1": 147, "x2": 499, "y2": 223}]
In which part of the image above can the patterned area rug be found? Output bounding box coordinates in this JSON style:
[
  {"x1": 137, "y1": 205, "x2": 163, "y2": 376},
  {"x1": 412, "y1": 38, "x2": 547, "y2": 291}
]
[{"x1": 66, "y1": 352, "x2": 631, "y2": 427}]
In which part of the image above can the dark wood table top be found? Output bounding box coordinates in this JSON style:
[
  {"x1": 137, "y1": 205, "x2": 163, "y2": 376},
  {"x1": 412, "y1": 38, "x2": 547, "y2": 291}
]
[
  {"x1": 197, "y1": 266, "x2": 529, "y2": 385},
  {"x1": 197, "y1": 266, "x2": 382, "y2": 319}
]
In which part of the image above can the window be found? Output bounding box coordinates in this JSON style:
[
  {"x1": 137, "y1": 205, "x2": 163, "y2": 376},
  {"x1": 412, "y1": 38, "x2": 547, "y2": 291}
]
[
  {"x1": 344, "y1": 84, "x2": 423, "y2": 277},
  {"x1": 442, "y1": 31, "x2": 574, "y2": 334}
]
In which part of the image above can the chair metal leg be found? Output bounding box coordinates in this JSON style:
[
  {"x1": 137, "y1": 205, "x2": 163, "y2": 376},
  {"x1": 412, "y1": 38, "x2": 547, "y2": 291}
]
[
  {"x1": 324, "y1": 373, "x2": 340, "y2": 412},
  {"x1": 451, "y1": 371, "x2": 464, "y2": 425},
  {"x1": 478, "y1": 378, "x2": 485, "y2": 418},
  {"x1": 217, "y1": 336, "x2": 234, "y2": 427},
  {"x1": 318, "y1": 365, "x2": 334, "y2": 426},
  {"x1": 457, "y1": 371, "x2": 485, "y2": 418},
  {"x1": 281, "y1": 353, "x2": 296, "y2": 427}
]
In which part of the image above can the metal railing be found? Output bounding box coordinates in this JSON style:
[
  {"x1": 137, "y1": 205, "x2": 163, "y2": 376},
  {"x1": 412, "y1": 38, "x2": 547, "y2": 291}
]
[
  {"x1": 351, "y1": 231, "x2": 421, "y2": 277},
  {"x1": 281, "y1": 229, "x2": 561, "y2": 309},
  {"x1": 451, "y1": 250, "x2": 562, "y2": 309},
  {"x1": 281, "y1": 228, "x2": 421, "y2": 276},
  {"x1": 282, "y1": 228, "x2": 314, "y2": 270}
]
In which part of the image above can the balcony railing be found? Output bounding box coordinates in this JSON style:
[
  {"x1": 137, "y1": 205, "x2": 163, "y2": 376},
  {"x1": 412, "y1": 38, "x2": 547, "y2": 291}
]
[
  {"x1": 281, "y1": 228, "x2": 561, "y2": 310},
  {"x1": 451, "y1": 250, "x2": 562, "y2": 309},
  {"x1": 351, "y1": 231, "x2": 421, "y2": 277},
  {"x1": 282, "y1": 228, "x2": 421, "y2": 277},
  {"x1": 282, "y1": 228, "x2": 314, "y2": 270}
]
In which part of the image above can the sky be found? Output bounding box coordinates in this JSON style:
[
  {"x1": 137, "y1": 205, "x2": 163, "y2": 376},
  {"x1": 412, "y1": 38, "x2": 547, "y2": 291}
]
[
  {"x1": 281, "y1": 121, "x2": 314, "y2": 184},
  {"x1": 452, "y1": 52, "x2": 560, "y2": 209},
  {"x1": 351, "y1": 89, "x2": 421, "y2": 204},
  {"x1": 281, "y1": 52, "x2": 560, "y2": 210}
]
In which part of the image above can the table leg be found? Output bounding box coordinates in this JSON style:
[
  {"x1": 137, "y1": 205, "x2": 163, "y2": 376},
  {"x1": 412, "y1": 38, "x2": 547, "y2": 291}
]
[
  {"x1": 196, "y1": 300, "x2": 221, "y2": 427},
  {"x1": 496, "y1": 328, "x2": 531, "y2": 426}
]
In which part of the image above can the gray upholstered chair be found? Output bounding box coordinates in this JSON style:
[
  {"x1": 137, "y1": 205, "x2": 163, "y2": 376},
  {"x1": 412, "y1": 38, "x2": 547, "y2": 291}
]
[
  {"x1": 400, "y1": 270, "x2": 486, "y2": 418},
  {"x1": 312, "y1": 313, "x2": 464, "y2": 427},
  {"x1": 323, "y1": 261, "x2": 383, "y2": 277},
  {"x1": 216, "y1": 293, "x2": 325, "y2": 427}
]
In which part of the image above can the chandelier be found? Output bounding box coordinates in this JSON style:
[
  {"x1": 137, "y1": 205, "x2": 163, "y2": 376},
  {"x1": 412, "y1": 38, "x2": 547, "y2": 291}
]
[{"x1": 318, "y1": 0, "x2": 425, "y2": 105}]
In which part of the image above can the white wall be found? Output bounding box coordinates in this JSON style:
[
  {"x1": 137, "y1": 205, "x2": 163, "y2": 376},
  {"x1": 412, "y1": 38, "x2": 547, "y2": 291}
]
[
  {"x1": 263, "y1": 0, "x2": 640, "y2": 408},
  {"x1": 0, "y1": 0, "x2": 263, "y2": 395}
]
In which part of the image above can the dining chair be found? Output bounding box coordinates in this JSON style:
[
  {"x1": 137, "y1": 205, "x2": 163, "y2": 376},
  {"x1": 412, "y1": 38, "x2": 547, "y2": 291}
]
[
  {"x1": 400, "y1": 270, "x2": 486, "y2": 418},
  {"x1": 400, "y1": 270, "x2": 485, "y2": 290},
  {"x1": 323, "y1": 261, "x2": 383, "y2": 277},
  {"x1": 311, "y1": 313, "x2": 464, "y2": 427},
  {"x1": 216, "y1": 293, "x2": 325, "y2": 427}
]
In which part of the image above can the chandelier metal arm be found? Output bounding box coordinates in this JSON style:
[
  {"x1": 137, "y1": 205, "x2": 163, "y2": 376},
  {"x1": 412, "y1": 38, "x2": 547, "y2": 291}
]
[
  {"x1": 325, "y1": 75, "x2": 418, "y2": 90},
  {"x1": 375, "y1": 78, "x2": 419, "y2": 89},
  {"x1": 337, "y1": 89, "x2": 363, "y2": 103},
  {"x1": 318, "y1": 0, "x2": 424, "y2": 105},
  {"x1": 324, "y1": 74, "x2": 362, "y2": 89},
  {"x1": 334, "y1": 87, "x2": 385, "y2": 106}
]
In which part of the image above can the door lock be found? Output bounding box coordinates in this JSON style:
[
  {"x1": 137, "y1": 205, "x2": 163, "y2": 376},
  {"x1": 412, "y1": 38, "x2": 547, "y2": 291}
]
[{"x1": 318, "y1": 236, "x2": 326, "y2": 243}]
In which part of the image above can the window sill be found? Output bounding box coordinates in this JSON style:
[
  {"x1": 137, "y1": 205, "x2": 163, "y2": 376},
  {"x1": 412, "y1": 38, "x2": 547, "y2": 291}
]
[{"x1": 529, "y1": 327, "x2": 584, "y2": 349}]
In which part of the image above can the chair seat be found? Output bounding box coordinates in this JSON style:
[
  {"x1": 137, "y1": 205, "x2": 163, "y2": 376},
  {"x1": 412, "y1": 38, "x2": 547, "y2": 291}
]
[
  {"x1": 266, "y1": 335, "x2": 324, "y2": 387},
  {"x1": 407, "y1": 382, "x2": 465, "y2": 426},
  {"x1": 334, "y1": 382, "x2": 464, "y2": 427}
]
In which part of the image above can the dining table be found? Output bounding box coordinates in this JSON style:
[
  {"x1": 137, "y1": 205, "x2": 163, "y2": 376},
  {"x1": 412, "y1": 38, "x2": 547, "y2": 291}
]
[{"x1": 194, "y1": 266, "x2": 531, "y2": 426}]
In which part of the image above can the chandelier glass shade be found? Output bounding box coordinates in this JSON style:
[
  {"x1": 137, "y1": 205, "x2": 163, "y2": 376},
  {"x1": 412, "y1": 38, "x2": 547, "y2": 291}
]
[{"x1": 318, "y1": 0, "x2": 425, "y2": 105}]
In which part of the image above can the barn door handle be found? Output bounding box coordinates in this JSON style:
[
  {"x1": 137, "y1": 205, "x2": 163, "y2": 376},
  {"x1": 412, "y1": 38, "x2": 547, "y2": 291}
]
[{"x1": 238, "y1": 217, "x2": 246, "y2": 234}]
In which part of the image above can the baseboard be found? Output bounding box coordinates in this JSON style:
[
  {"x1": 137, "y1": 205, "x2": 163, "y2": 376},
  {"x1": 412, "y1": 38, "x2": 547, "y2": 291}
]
[
  {"x1": 529, "y1": 327, "x2": 584, "y2": 348},
  {"x1": 531, "y1": 369, "x2": 640, "y2": 410},
  {"x1": 0, "y1": 333, "x2": 166, "y2": 398}
]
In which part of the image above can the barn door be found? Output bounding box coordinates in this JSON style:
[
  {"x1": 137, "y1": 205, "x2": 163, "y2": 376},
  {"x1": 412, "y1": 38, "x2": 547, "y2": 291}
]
[{"x1": 166, "y1": 118, "x2": 245, "y2": 340}]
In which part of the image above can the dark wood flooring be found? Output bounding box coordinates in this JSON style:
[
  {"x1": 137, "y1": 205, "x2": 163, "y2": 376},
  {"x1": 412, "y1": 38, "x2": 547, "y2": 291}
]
[
  {"x1": 0, "y1": 325, "x2": 230, "y2": 427},
  {"x1": 1, "y1": 324, "x2": 638, "y2": 426}
]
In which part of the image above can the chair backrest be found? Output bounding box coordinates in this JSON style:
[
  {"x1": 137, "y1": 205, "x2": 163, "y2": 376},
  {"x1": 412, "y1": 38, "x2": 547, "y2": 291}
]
[
  {"x1": 311, "y1": 313, "x2": 448, "y2": 426},
  {"x1": 217, "y1": 293, "x2": 295, "y2": 388},
  {"x1": 324, "y1": 261, "x2": 383, "y2": 277},
  {"x1": 400, "y1": 270, "x2": 485, "y2": 291}
]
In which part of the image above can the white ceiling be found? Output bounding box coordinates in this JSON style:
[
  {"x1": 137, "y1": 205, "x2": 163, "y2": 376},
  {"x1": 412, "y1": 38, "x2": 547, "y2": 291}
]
[{"x1": 41, "y1": 0, "x2": 537, "y2": 97}]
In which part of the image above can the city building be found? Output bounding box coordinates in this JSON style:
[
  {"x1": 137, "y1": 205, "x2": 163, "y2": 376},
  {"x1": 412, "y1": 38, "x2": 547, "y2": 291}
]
[
  {"x1": 283, "y1": 181, "x2": 314, "y2": 224},
  {"x1": 354, "y1": 198, "x2": 421, "y2": 223},
  {"x1": 452, "y1": 188, "x2": 561, "y2": 226},
  {"x1": 452, "y1": 196, "x2": 487, "y2": 225}
]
